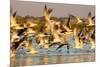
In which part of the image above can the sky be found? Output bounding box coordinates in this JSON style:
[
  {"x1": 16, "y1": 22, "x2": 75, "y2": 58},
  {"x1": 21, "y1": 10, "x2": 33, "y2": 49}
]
[{"x1": 11, "y1": 0, "x2": 95, "y2": 18}]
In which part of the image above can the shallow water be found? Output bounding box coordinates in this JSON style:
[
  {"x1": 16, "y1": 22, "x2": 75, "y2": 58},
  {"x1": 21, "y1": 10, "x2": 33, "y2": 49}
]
[
  {"x1": 10, "y1": 53, "x2": 95, "y2": 67},
  {"x1": 10, "y1": 34, "x2": 95, "y2": 67}
]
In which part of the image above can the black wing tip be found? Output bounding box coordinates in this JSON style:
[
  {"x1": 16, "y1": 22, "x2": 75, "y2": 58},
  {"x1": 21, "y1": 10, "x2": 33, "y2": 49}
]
[
  {"x1": 48, "y1": 9, "x2": 53, "y2": 14},
  {"x1": 44, "y1": 4, "x2": 47, "y2": 10},
  {"x1": 92, "y1": 16, "x2": 95, "y2": 20},
  {"x1": 69, "y1": 14, "x2": 75, "y2": 19},
  {"x1": 88, "y1": 11, "x2": 91, "y2": 17},
  {"x1": 13, "y1": 11, "x2": 17, "y2": 17}
]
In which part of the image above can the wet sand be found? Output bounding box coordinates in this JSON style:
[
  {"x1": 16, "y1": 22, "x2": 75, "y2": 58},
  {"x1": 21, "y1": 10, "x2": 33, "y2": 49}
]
[{"x1": 10, "y1": 53, "x2": 95, "y2": 67}]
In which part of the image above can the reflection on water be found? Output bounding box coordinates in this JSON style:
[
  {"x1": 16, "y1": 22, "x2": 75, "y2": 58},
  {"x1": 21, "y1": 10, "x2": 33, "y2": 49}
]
[{"x1": 10, "y1": 53, "x2": 95, "y2": 67}]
